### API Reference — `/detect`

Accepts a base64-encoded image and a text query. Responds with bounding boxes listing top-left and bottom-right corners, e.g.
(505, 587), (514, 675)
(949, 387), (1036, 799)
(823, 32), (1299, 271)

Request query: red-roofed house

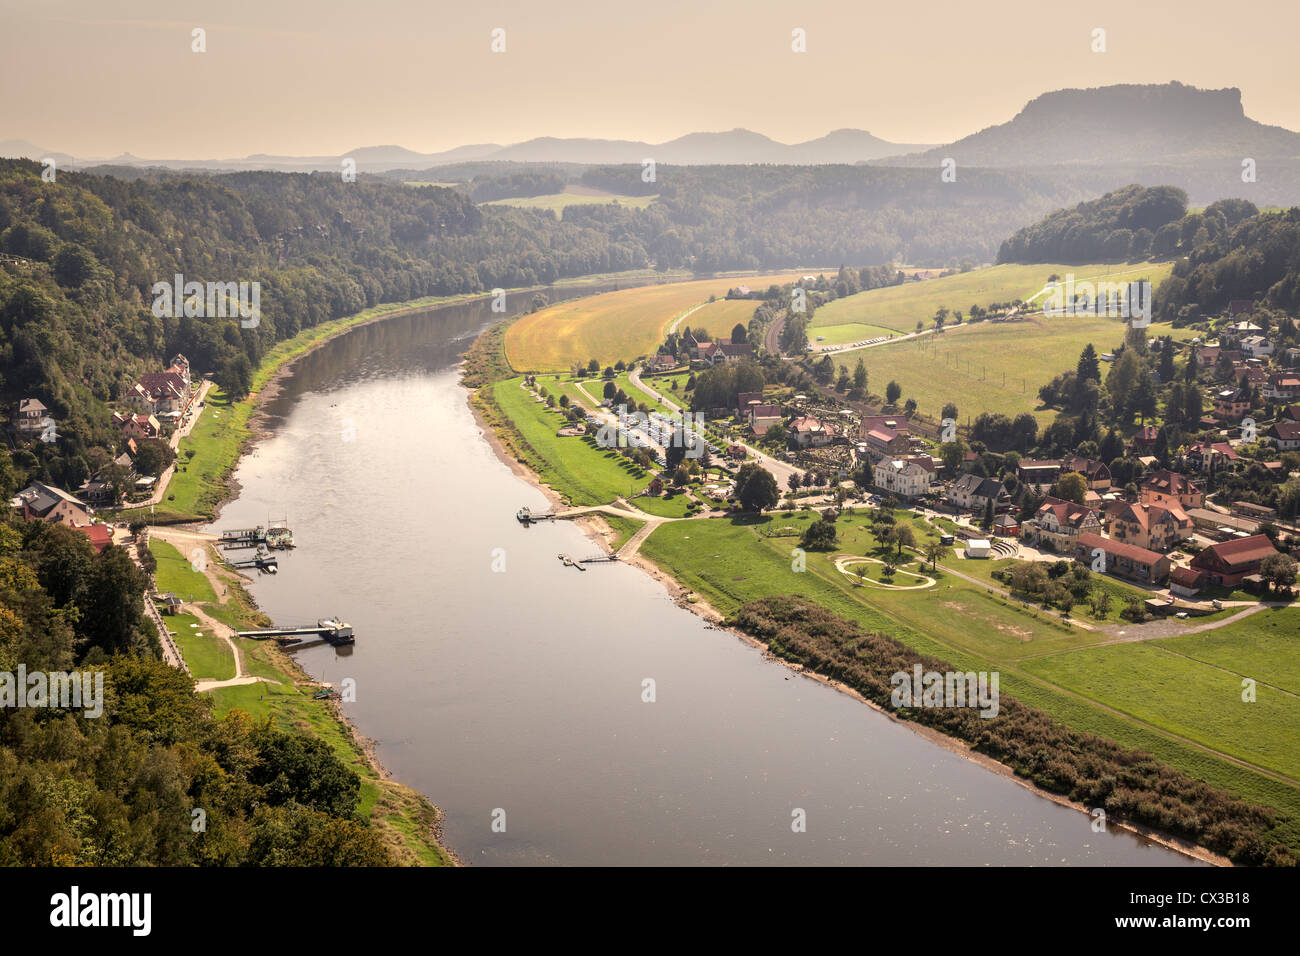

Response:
(1073, 532), (1171, 584)
(76, 524), (114, 553)
(1024, 496), (1101, 551)
(1190, 534), (1278, 586)
(1140, 469), (1204, 510)
(1169, 565), (1206, 598)
(789, 416), (831, 448)
(1264, 371), (1300, 402)
(865, 426), (909, 461)
(1266, 420), (1300, 452)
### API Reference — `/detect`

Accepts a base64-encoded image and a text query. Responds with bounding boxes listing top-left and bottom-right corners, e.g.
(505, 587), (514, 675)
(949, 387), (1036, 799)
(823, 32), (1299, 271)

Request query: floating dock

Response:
(236, 617), (355, 646)
(219, 521), (295, 550)
(517, 506), (556, 525)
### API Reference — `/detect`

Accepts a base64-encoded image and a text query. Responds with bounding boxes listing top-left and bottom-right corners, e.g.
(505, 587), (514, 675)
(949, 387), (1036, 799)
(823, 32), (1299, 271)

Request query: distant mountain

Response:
(885, 82), (1300, 167)
(0, 130), (932, 173)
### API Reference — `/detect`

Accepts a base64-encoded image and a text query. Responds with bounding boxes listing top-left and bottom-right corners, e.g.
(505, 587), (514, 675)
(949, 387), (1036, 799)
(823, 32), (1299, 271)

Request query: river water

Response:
(207, 287), (1200, 866)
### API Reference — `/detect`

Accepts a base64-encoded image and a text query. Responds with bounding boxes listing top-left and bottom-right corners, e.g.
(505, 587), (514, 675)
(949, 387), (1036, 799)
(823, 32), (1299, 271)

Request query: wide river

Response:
(209, 286), (1200, 866)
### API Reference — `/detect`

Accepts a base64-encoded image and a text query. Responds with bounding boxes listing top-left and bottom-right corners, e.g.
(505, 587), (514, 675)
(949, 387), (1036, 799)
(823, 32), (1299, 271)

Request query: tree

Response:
(787, 473), (802, 493)
(939, 439), (967, 475)
(813, 355), (835, 384)
(734, 463), (779, 512)
(216, 353), (253, 401)
(941, 402), (958, 422)
(731, 323), (747, 344)
(1076, 344), (1101, 385)
(801, 513), (839, 550)
(892, 523), (915, 558)
(922, 541), (950, 570)
(982, 498), (995, 530)
(1053, 472), (1088, 505)
(133, 439), (174, 478)
(853, 358), (867, 392)
(603, 380), (617, 399)
(885, 381), (902, 405)
(1261, 552), (1297, 593)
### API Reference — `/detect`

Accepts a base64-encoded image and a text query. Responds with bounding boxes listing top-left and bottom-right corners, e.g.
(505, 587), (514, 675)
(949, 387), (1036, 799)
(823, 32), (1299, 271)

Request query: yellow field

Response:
(840, 316), (1178, 425)
(483, 186), (659, 212)
(505, 272), (814, 372)
(679, 298), (763, 341)
(811, 262), (1174, 335)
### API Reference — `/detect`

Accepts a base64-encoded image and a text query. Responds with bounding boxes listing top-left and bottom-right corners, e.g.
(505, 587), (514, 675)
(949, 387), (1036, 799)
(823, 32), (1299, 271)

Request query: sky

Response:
(2, 0), (1298, 158)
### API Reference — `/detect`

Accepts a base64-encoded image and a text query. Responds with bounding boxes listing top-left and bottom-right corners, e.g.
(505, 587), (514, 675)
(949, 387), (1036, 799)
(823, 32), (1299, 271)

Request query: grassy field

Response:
(505, 272), (819, 372)
(600, 514), (646, 551)
(1154, 609), (1300, 696)
(492, 377), (651, 505)
(163, 611), (235, 681)
(678, 299), (760, 341)
(636, 508), (1300, 828)
(148, 538), (218, 603)
(811, 261), (1174, 335)
(483, 186), (658, 212)
(836, 314), (1180, 424)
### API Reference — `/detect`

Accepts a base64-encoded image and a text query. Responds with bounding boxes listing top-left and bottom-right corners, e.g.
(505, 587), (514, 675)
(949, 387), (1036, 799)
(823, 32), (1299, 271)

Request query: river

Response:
(207, 287), (1201, 866)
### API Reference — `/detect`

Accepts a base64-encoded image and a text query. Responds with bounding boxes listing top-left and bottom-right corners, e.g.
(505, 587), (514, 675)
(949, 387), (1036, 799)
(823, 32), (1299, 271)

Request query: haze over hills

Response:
(883, 82), (1300, 167)
(0, 129), (933, 173)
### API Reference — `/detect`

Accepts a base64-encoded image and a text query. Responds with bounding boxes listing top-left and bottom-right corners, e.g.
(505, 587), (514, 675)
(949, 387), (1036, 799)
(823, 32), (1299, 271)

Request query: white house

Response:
(873, 457), (935, 499)
(1239, 335), (1274, 359)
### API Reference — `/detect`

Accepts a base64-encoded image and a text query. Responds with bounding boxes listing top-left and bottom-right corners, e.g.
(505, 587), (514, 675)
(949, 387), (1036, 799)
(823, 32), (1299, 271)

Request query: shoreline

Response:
(464, 374), (1227, 868)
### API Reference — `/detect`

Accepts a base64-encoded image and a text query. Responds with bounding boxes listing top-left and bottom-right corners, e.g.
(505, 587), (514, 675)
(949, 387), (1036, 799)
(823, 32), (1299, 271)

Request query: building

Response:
(1169, 565), (1206, 598)
(1073, 532), (1171, 585)
(13, 398), (49, 436)
(115, 412), (161, 441)
(1018, 459), (1062, 491)
(965, 539), (991, 559)
(700, 341), (754, 365)
(1104, 500), (1194, 552)
(946, 473), (1005, 513)
(1130, 424), (1159, 452)
(75, 524), (114, 553)
(1061, 456), (1112, 491)
(864, 426), (910, 462)
(747, 404), (783, 437)
(11, 482), (92, 526)
(1190, 534), (1279, 586)
(1024, 496), (1102, 551)
(873, 457), (936, 500)
(1213, 388), (1251, 421)
(1184, 440), (1240, 471)
(1266, 420), (1300, 452)
(1239, 335), (1274, 359)
(789, 416), (831, 448)
(1263, 371), (1300, 402)
(1140, 469), (1204, 510)
(735, 391), (763, 416)
(992, 513), (1021, 536)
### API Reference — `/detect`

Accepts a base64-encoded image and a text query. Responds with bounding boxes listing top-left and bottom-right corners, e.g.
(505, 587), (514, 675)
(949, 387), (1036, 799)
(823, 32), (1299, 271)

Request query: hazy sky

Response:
(3, 0), (1298, 158)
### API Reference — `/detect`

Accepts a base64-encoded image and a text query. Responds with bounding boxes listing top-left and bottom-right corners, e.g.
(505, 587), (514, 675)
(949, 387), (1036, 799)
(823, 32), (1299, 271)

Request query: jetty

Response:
(557, 552), (620, 570)
(219, 521), (295, 550)
(236, 617), (355, 646)
(517, 506), (556, 525)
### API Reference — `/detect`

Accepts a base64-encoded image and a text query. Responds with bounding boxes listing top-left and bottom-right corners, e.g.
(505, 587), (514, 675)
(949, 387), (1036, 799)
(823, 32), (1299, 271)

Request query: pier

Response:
(236, 617), (355, 646)
(517, 506), (557, 525)
(557, 552), (621, 570)
(219, 521), (295, 550)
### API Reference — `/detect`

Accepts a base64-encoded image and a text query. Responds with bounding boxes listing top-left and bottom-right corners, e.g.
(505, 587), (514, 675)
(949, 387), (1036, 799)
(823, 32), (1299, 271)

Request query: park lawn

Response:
(633, 491), (696, 518)
(839, 558), (930, 587)
(492, 377), (650, 505)
(833, 314), (1179, 425)
(599, 514), (646, 551)
(1021, 641), (1300, 781)
(1154, 608), (1300, 696)
(809, 322), (900, 346)
(149, 539), (218, 603)
(164, 612), (235, 681)
(505, 271), (819, 372)
(811, 261), (1175, 334)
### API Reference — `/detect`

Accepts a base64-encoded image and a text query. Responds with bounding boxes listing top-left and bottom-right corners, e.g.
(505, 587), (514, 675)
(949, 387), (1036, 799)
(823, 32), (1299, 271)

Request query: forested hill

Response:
(1157, 206), (1300, 320)
(996, 184), (1264, 264)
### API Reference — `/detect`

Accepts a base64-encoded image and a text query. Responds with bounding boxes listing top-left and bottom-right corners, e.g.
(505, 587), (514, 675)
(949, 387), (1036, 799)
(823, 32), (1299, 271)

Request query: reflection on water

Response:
(207, 285), (1201, 867)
